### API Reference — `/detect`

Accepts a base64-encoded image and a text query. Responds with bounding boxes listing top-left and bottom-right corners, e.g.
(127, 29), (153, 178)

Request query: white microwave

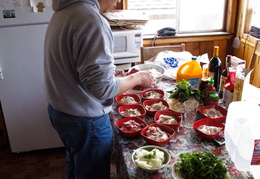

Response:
(112, 28), (143, 67)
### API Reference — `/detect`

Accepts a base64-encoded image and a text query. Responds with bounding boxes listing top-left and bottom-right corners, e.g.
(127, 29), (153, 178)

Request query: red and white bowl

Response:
(199, 105), (227, 122)
(115, 93), (141, 106)
(193, 118), (225, 140)
(141, 89), (164, 101)
(118, 104), (146, 119)
(143, 99), (169, 116)
(141, 123), (175, 146)
(115, 117), (148, 138)
(154, 109), (182, 129)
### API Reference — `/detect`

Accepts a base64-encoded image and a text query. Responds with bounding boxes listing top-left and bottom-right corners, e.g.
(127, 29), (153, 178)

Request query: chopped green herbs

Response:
(167, 80), (203, 103)
(144, 150), (156, 159)
(174, 151), (228, 179)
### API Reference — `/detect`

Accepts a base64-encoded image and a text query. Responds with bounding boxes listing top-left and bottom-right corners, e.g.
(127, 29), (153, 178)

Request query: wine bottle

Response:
(219, 55), (232, 98)
(208, 46), (222, 92)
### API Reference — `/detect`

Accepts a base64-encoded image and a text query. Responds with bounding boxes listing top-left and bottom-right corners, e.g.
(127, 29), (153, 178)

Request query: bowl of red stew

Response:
(115, 117), (148, 138)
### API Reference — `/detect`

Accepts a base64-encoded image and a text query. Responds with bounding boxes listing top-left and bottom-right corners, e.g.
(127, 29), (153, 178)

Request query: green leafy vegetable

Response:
(174, 151), (228, 179)
(167, 80), (203, 103)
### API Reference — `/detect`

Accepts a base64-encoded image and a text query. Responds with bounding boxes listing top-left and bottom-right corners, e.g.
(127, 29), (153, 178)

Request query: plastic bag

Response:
(145, 51), (192, 80)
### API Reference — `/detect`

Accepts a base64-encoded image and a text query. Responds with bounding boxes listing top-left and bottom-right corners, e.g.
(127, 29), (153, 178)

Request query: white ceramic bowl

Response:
(132, 145), (171, 172)
(129, 64), (166, 83)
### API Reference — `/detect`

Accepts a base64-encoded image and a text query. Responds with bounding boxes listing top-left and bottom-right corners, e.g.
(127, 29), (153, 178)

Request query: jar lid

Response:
(191, 56), (197, 60)
(208, 76), (214, 85)
(209, 93), (219, 99)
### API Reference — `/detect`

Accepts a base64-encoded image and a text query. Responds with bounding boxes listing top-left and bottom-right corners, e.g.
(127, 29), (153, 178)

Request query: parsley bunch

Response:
(167, 80), (203, 103)
(174, 151), (228, 179)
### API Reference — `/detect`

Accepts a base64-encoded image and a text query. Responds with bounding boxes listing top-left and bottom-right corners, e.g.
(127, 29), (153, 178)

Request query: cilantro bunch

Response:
(167, 80), (203, 103)
(174, 151), (228, 179)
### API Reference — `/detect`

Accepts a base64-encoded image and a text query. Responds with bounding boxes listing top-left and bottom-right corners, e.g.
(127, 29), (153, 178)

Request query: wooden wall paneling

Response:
(200, 41), (214, 59)
(226, 38), (235, 56)
(185, 42), (200, 56)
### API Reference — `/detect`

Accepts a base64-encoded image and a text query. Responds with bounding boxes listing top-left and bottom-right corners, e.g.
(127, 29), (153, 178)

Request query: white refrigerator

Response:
(0, 0), (63, 152)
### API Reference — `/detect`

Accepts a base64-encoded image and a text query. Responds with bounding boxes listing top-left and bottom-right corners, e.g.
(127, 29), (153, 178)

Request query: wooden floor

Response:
(0, 144), (117, 179)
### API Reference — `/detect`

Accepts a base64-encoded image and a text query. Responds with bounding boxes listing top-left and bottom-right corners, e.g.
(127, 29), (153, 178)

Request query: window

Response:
(250, 0), (260, 28)
(127, 0), (227, 35)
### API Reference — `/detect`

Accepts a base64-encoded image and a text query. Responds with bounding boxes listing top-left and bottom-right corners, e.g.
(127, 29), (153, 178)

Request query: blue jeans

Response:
(48, 104), (112, 179)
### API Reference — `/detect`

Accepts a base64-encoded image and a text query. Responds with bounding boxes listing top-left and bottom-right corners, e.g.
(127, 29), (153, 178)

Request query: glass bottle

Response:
(203, 77), (216, 105)
(208, 46), (222, 92)
(208, 93), (219, 105)
(219, 55), (232, 98)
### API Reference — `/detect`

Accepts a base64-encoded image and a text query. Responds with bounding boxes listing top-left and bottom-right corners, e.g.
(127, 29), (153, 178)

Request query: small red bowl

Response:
(115, 93), (141, 106)
(141, 89), (164, 100)
(141, 123), (175, 146)
(193, 118), (225, 140)
(199, 105), (227, 122)
(115, 117), (148, 138)
(154, 109), (182, 129)
(118, 104), (146, 119)
(143, 99), (169, 116)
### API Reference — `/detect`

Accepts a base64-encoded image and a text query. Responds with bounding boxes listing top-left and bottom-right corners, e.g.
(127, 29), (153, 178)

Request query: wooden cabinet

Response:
(234, 34), (260, 87)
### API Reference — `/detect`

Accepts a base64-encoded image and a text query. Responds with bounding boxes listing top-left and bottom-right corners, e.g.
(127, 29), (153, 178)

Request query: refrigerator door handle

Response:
(0, 67), (3, 80)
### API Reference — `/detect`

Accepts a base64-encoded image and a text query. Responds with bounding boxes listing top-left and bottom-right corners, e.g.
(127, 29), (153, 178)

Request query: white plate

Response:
(171, 165), (182, 179)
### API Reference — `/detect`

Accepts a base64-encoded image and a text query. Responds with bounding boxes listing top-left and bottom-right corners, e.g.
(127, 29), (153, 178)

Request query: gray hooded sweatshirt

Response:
(44, 0), (120, 117)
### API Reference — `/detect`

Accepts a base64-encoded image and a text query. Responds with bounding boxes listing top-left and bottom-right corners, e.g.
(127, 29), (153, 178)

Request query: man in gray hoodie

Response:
(44, 0), (156, 178)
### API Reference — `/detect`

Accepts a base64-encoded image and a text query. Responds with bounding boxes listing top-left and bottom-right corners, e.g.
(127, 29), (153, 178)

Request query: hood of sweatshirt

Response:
(52, 0), (99, 11)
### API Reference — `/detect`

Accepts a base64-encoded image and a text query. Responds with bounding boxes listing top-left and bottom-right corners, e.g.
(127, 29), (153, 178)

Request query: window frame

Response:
(118, 0), (236, 38)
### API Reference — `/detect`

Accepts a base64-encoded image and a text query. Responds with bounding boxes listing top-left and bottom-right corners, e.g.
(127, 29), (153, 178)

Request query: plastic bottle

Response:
(203, 77), (216, 105)
(225, 101), (260, 179)
(176, 57), (202, 89)
(208, 46), (222, 92)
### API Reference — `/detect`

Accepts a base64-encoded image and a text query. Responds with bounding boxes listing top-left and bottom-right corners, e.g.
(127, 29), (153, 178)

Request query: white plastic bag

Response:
(145, 51), (192, 80)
